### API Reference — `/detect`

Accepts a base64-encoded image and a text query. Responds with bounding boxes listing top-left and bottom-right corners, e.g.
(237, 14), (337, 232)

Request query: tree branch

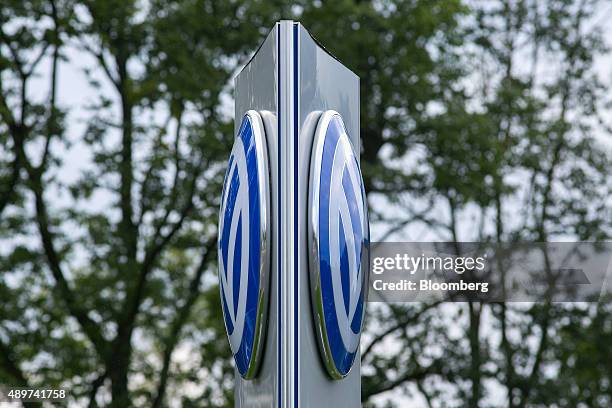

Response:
(362, 301), (442, 362)
(23, 43), (51, 78)
(376, 200), (437, 241)
(112, 158), (203, 371)
(0, 152), (20, 217)
(137, 113), (173, 226)
(141, 172), (198, 277)
(30, 179), (109, 357)
(362, 363), (441, 401)
(0, 339), (29, 387)
(39, 0), (60, 171)
(151, 238), (216, 408)
(416, 379), (434, 408)
(87, 370), (106, 408)
(145, 110), (186, 241)
(0, 28), (25, 79)
(6, 68), (108, 361)
(0, 340), (39, 408)
(0, 82), (16, 127)
(80, 41), (120, 89)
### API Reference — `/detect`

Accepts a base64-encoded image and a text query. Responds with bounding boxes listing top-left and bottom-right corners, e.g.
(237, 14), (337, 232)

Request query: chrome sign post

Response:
(222, 21), (366, 407)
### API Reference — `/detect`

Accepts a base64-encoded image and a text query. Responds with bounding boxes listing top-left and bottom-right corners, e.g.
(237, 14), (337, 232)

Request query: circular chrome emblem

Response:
(218, 111), (270, 379)
(309, 111), (369, 379)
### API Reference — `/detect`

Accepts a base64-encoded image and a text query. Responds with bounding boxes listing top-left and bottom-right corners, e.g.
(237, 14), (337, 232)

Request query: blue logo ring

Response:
(308, 111), (370, 379)
(218, 110), (270, 379)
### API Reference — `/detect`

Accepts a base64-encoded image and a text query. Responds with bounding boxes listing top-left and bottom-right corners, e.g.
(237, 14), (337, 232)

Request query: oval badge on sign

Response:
(218, 111), (270, 379)
(308, 111), (370, 379)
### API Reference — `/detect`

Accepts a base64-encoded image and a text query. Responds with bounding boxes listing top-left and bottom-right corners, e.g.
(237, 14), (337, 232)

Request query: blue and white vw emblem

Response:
(218, 111), (270, 379)
(309, 111), (370, 379)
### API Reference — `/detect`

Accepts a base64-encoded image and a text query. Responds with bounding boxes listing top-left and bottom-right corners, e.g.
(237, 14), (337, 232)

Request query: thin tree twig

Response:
(152, 238), (216, 408)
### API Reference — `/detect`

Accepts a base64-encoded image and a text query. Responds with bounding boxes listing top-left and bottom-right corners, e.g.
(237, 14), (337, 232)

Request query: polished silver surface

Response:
(218, 110), (271, 379)
(278, 21), (296, 407)
(234, 27), (278, 407)
(297, 24), (362, 407)
(307, 110), (338, 379)
(233, 21), (362, 407)
(248, 110), (271, 379)
(307, 110), (367, 380)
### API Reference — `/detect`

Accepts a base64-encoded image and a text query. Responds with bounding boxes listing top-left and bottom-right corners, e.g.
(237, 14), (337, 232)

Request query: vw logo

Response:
(218, 111), (270, 379)
(309, 111), (370, 379)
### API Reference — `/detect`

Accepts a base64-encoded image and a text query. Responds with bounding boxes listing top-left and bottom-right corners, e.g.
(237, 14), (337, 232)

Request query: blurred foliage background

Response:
(0, 0), (611, 407)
